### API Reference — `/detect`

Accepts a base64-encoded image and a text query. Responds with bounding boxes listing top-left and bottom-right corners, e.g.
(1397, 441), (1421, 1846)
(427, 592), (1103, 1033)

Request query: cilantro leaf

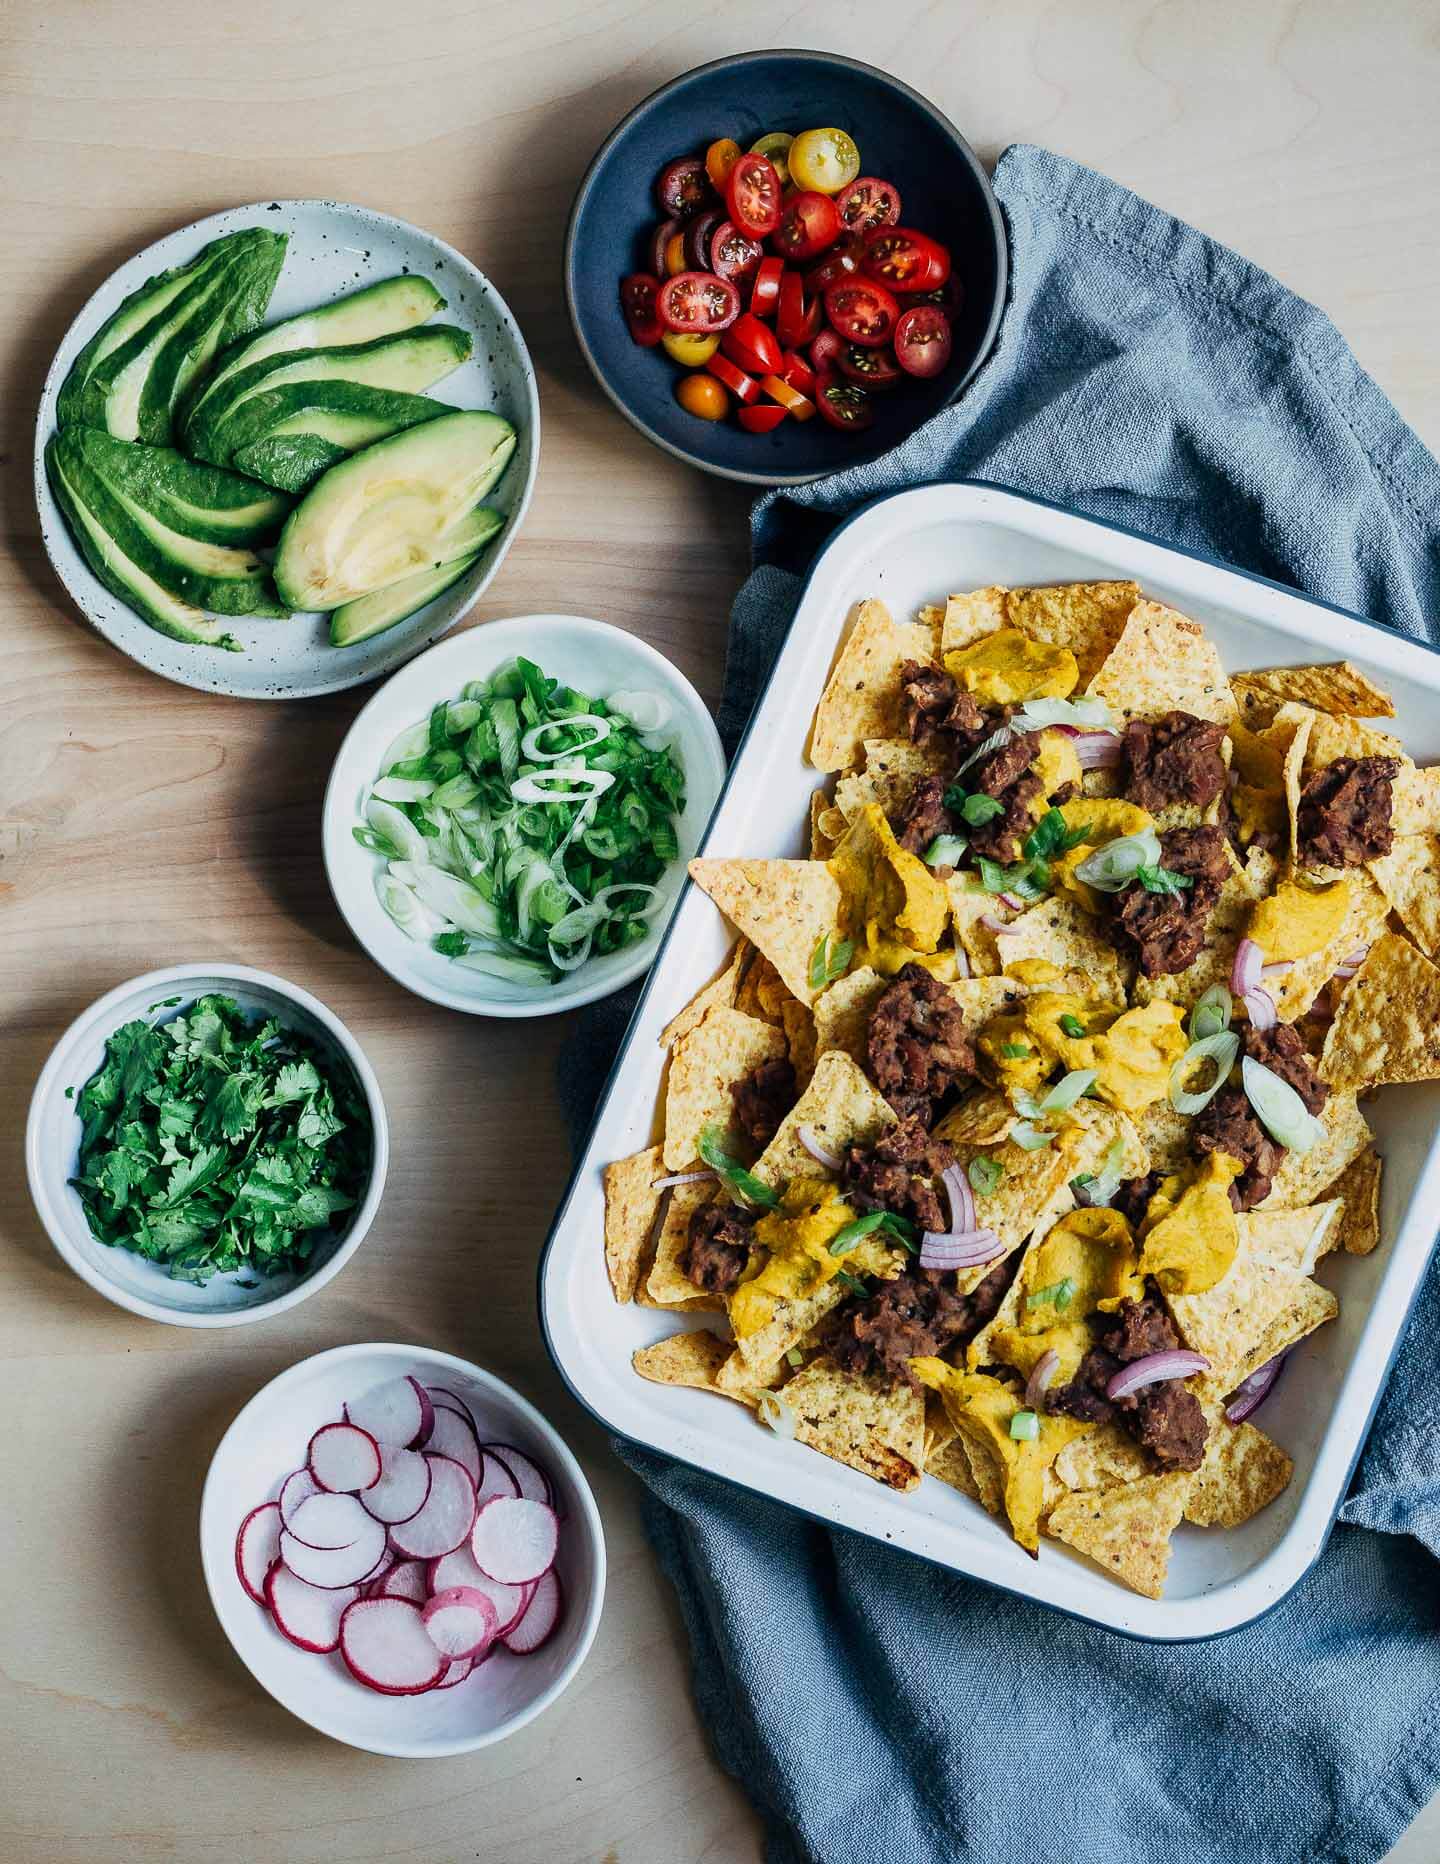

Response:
(1136, 863), (1193, 895)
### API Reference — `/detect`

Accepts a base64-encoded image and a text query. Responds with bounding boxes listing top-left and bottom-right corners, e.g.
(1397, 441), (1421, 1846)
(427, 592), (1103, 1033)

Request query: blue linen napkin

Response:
(560, 143), (1440, 1864)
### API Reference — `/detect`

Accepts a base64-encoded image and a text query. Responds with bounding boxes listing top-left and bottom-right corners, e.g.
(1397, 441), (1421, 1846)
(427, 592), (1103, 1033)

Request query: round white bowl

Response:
(322, 614), (726, 1018)
(200, 1343), (605, 1756)
(26, 963), (388, 1327)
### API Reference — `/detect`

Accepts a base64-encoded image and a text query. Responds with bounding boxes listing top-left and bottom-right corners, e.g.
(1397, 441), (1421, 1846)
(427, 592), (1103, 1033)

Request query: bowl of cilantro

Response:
(26, 964), (388, 1326)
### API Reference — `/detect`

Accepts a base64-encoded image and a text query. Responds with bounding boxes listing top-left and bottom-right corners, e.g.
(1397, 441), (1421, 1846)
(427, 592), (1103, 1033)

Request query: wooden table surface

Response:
(4, 3), (1439, 1859)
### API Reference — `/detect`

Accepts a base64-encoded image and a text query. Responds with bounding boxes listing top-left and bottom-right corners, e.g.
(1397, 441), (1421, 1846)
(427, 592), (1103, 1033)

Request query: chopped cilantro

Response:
(1136, 863), (1193, 895)
(698, 1127), (780, 1209)
(808, 933), (854, 992)
(1023, 808), (1089, 864)
(431, 930), (469, 957)
(968, 1155), (1004, 1197)
(1025, 1276), (1077, 1312)
(1058, 1013), (1087, 1040)
(1001, 1041), (1033, 1060)
(830, 1208), (917, 1256)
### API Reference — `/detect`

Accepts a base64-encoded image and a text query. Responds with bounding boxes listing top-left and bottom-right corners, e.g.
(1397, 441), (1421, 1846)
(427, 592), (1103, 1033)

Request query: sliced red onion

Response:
(1231, 936), (1263, 998)
(1025, 1348), (1060, 1413)
(651, 1170), (719, 1191)
(1105, 1349), (1211, 1402)
(1072, 731), (1123, 770)
(1333, 944), (1372, 981)
(798, 1125), (842, 1172)
(1225, 1353), (1286, 1424)
(953, 945), (971, 979)
(941, 1163), (976, 1235)
(918, 1228), (1004, 1271)
(999, 891), (1028, 912)
(980, 914), (1019, 936)
(1242, 983), (1278, 1032)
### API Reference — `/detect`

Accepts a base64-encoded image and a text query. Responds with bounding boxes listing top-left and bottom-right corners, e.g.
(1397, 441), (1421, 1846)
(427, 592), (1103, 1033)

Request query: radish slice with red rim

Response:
(483, 1443), (553, 1507)
(421, 1586), (499, 1660)
(376, 1558), (429, 1604)
(475, 1450), (520, 1506)
(387, 1453), (477, 1560)
(361, 1548), (396, 1596)
(286, 1492), (370, 1550)
(345, 1375), (433, 1451)
(435, 1654), (475, 1688)
(359, 1445), (432, 1526)
(280, 1512), (385, 1589)
(503, 1568), (564, 1655)
(339, 1597), (446, 1695)
(265, 1562), (360, 1653)
(470, 1496), (559, 1586)
(308, 1422), (382, 1494)
(425, 1385), (474, 1421)
(424, 1406), (482, 1488)
(278, 1467), (321, 1530)
(235, 1503), (282, 1606)
(428, 1546), (531, 1636)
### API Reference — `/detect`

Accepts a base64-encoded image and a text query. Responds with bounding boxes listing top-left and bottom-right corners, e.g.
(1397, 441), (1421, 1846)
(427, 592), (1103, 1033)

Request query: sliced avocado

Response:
(228, 390), (456, 492)
(330, 527), (500, 647)
(274, 411), (516, 611)
(138, 236), (287, 441)
(65, 426), (290, 546)
(45, 436), (240, 650)
(182, 274), (444, 436)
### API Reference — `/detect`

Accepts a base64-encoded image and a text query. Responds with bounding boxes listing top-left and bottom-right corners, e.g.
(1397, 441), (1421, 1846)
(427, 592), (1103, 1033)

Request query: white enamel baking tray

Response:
(540, 481), (1440, 1639)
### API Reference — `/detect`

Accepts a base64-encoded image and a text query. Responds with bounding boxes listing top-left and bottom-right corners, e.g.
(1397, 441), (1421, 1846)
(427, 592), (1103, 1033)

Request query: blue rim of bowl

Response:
(563, 48), (1009, 487)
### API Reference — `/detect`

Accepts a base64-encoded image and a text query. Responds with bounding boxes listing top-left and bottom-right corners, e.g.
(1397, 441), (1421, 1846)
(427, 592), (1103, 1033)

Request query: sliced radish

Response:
(359, 1445), (432, 1526)
(424, 1405), (482, 1487)
(484, 1442), (553, 1506)
(278, 1467), (321, 1529)
(280, 1512), (385, 1589)
(345, 1375), (433, 1451)
(426, 1384), (474, 1420)
(421, 1586), (499, 1660)
(428, 1546), (531, 1636)
(235, 1503), (282, 1606)
(361, 1548), (397, 1596)
(388, 1453), (476, 1560)
(286, 1491), (369, 1550)
(470, 1496), (558, 1586)
(503, 1568), (564, 1654)
(308, 1422), (382, 1494)
(265, 1561), (360, 1653)
(339, 1597), (445, 1695)
(475, 1450), (520, 1507)
(377, 1558), (429, 1603)
(435, 1654), (475, 1688)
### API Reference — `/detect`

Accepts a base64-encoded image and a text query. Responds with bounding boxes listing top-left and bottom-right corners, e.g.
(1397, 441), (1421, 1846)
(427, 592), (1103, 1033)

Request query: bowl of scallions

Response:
(322, 616), (726, 1017)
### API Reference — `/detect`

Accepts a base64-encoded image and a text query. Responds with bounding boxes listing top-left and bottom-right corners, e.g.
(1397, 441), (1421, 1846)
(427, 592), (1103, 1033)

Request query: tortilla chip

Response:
(1325, 1147), (1382, 1256)
(1184, 1418), (1293, 1528)
(781, 998), (818, 1090)
(809, 599), (937, 773)
(1369, 834), (1440, 957)
(782, 1355), (925, 1492)
(926, 1433), (986, 1505)
(1166, 1217), (1338, 1394)
(1280, 705), (1316, 870)
(632, 1329), (753, 1403)
(947, 881), (1013, 975)
(809, 789), (838, 861)
(662, 1006), (787, 1170)
(1240, 1200), (1343, 1276)
(1051, 1424), (1151, 1495)
(715, 1282), (846, 1393)
(957, 1434), (1006, 1515)
(1393, 765), (1440, 835)
(945, 1124), (1078, 1290)
(734, 951), (787, 1025)
(1320, 932), (1440, 1088)
(916, 602), (945, 629)
(1086, 600), (1235, 725)
(832, 738), (950, 829)
(645, 1181), (725, 1311)
(753, 1048), (897, 1189)
(813, 966), (888, 1064)
(688, 858), (843, 1005)
(933, 1089), (1017, 1150)
(1270, 871), (1392, 1022)
(1231, 661), (1396, 729)
(1046, 1472), (1193, 1599)
(1136, 844), (1267, 1016)
(941, 581), (1139, 685)
(1261, 1092), (1372, 1209)
(603, 1145), (665, 1303)
(1130, 1096), (1193, 1173)
(1229, 719), (1287, 791)
(988, 894), (1130, 1001)
(658, 942), (748, 1050)
(940, 586), (1009, 655)
(1303, 710), (1406, 773)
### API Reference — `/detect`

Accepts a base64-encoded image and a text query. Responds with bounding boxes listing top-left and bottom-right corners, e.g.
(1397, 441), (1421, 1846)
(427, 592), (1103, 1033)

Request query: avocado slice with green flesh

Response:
(54, 429), (287, 618)
(274, 411), (516, 611)
(138, 237), (287, 441)
(228, 391), (457, 493)
(46, 436), (241, 650)
(182, 275), (444, 437)
(185, 326), (472, 464)
(65, 426), (290, 546)
(330, 539), (495, 647)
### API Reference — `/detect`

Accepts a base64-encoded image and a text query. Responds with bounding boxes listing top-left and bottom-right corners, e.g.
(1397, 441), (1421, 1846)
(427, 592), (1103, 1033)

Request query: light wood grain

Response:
(3, 4), (1439, 1860)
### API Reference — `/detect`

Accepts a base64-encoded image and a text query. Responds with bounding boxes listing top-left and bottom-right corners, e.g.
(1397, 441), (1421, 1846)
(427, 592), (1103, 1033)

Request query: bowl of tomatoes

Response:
(565, 50), (1006, 486)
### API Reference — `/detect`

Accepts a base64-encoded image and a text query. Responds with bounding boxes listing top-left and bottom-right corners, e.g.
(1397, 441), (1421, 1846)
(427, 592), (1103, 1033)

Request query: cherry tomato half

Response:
(705, 138), (742, 191)
(725, 152), (784, 237)
(722, 311), (783, 377)
(748, 132), (794, 186)
(836, 176), (902, 233)
(661, 330), (719, 367)
(824, 278), (901, 347)
(749, 255), (785, 317)
(710, 221), (762, 286)
(620, 273), (663, 347)
(893, 304), (953, 378)
(773, 190), (841, 262)
(738, 402), (787, 434)
(759, 374), (816, 422)
(676, 372), (729, 420)
(648, 217), (682, 278)
(779, 350), (817, 397)
(804, 234), (865, 293)
(655, 155), (710, 219)
(809, 327), (845, 372)
(862, 226), (951, 293)
(663, 231), (687, 277)
(776, 270), (822, 349)
(787, 127), (861, 195)
(657, 270), (741, 334)
(706, 353), (761, 404)
(683, 209), (724, 272)
(837, 343), (903, 390)
(814, 373), (874, 432)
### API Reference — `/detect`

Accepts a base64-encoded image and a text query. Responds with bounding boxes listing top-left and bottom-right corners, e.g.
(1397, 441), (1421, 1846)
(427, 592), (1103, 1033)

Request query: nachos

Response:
(603, 584), (1440, 1599)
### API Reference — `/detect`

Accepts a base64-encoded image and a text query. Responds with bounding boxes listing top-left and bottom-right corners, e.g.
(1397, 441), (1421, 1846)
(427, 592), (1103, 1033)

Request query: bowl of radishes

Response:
(201, 1343), (604, 1756)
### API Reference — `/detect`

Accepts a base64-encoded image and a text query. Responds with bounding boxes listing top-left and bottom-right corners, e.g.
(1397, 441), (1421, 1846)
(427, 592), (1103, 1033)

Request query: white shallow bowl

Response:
(322, 614), (727, 1018)
(26, 963), (388, 1327)
(200, 1343), (605, 1756)
(34, 198), (540, 699)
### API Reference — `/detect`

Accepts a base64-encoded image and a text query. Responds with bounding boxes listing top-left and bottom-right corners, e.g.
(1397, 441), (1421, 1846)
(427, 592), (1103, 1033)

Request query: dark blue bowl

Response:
(565, 49), (1007, 486)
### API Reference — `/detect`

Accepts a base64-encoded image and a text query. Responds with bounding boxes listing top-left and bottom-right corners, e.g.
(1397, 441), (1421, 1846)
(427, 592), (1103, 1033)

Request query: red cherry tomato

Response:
(722, 311), (783, 377)
(836, 176), (902, 233)
(648, 217), (682, 278)
(809, 327), (845, 372)
(656, 270), (741, 334)
(779, 350), (817, 397)
(749, 255), (784, 316)
(814, 372), (875, 432)
(914, 275), (964, 316)
(710, 221), (762, 285)
(893, 304), (953, 378)
(738, 403), (787, 434)
(837, 343), (903, 390)
(619, 274), (664, 347)
(862, 227), (951, 293)
(655, 155), (710, 219)
(824, 279), (900, 348)
(706, 353), (761, 404)
(725, 152), (784, 237)
(776, 271), (822, 349)
(773, 190), (842, 262)
(804, 235), (865, 293)
(683, 209), (725, 272)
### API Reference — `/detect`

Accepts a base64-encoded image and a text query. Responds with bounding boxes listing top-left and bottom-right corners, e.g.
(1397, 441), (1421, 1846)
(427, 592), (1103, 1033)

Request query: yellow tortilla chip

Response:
(926, 1433), (986, 1505)
(1051, 1424), (1151, 1495)
(688, 857), (843, 1006)
(1393, 765), (1440, 835)
(632, 1329), (755, 1404)
(1320, 932), (1440, 1088)
(781, 1355), (925, 1492)
(1166, 1217), (1338, 1394)
(1240, 1201), (1343, 1276)
(1229, 719), (1286, 790)
(658, 942), (748, 1050)
(812, 966), (887, 1064)
(603, 1145), (664, 1304)
(940, 586), (1009, 654)
(1281, 705), (1316, 872)
(1269, 871), (1391, 1023)
(1136, 843), (1266, 1016)
(1046, 1472), (1193, 1599)
(933, 1089), (1017, 1151)
(1184, 1413), (1293, 1528)
(809, 599), (937, 773)
(1261, 1092), (1372, 1209)
(734, 951), (787, 1025)
(832, 738), (950, 830)
(1325, 1147), (1382, 1256)
(957, 1434), (1006, 1516)
(809, 789), (838, 861)
(946, 880), (1014, 975)
(715, 1281), (846, 1392)
(645, 1181), (725, 1311)
(662, 1006), (787, 1171)
(941, 581), (1139, 685)
(1130, 1096), (1192, 1173)
(1303, 710), (1406, 773)
(1231, 661), (1396, 729)
(988, 893), (1130, 1002)
(753, 1048), (897, 1189)
(1369, 834), (1440, 957)
(1086, 599), (1235, 725)
(781, 998), (818, 1090)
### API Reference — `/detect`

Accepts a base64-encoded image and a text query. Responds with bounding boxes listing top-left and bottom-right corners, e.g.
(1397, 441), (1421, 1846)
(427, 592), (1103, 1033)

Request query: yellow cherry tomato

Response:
(706, 137), (742, 190)
(749, 131), (794, 186)
(676, 372), (729, 421)
(788, 127), (861, 195)
(662, 331), (720, 367)
(663, 231), (687, 276)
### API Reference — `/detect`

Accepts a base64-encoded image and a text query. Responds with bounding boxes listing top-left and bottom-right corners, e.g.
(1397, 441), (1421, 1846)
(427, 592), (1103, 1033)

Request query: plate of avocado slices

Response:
(34, 200), (539, 699)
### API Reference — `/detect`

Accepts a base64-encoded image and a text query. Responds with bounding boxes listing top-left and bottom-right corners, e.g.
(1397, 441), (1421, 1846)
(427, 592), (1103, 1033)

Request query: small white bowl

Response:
(322, 614), (726, 1017)
(200, 1343), (606, 1756)
(26, 964), (388, 1327)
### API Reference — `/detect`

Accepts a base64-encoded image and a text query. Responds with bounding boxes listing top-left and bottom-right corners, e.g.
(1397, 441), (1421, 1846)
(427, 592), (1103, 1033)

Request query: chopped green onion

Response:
(1026, 1276), (1076, 1312)
(923, 834), (968, 868)
(1169, 1031), (1241, 1116)
(1024, 808), (1089, 863)
(1013, 696), (1116, 733)
(956, 723), (1015, 776)
(1073, 827), (1163, 892)
(968, 1156), (1004, 1197)
(1059, 1013), (1087, 1040)
(808, 933), (854, 991)
(698, 1127), (780, 1208)
(960, 792), (1006, 827)
(835, 1268), (869, 1297)
(1009, 1409), (1041, 1442)
(1039, 1068), (1098, 1114)
(431, 931), (469, 957)
(1011, 1121), (1056, 1150)
(1189, 984), (1234, 1043)
(786, 1347), (804, 1368)
(1241, 1056), (1324, 1154)
(755, 1391), (796, 1439)
(1001, 1042), (1033, 1060)
(1136, 863), (1193, 895)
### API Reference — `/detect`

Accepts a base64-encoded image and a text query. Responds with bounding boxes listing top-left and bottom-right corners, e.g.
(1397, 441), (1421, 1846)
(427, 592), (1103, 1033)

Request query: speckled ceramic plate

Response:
(34, 200), (539, 700)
